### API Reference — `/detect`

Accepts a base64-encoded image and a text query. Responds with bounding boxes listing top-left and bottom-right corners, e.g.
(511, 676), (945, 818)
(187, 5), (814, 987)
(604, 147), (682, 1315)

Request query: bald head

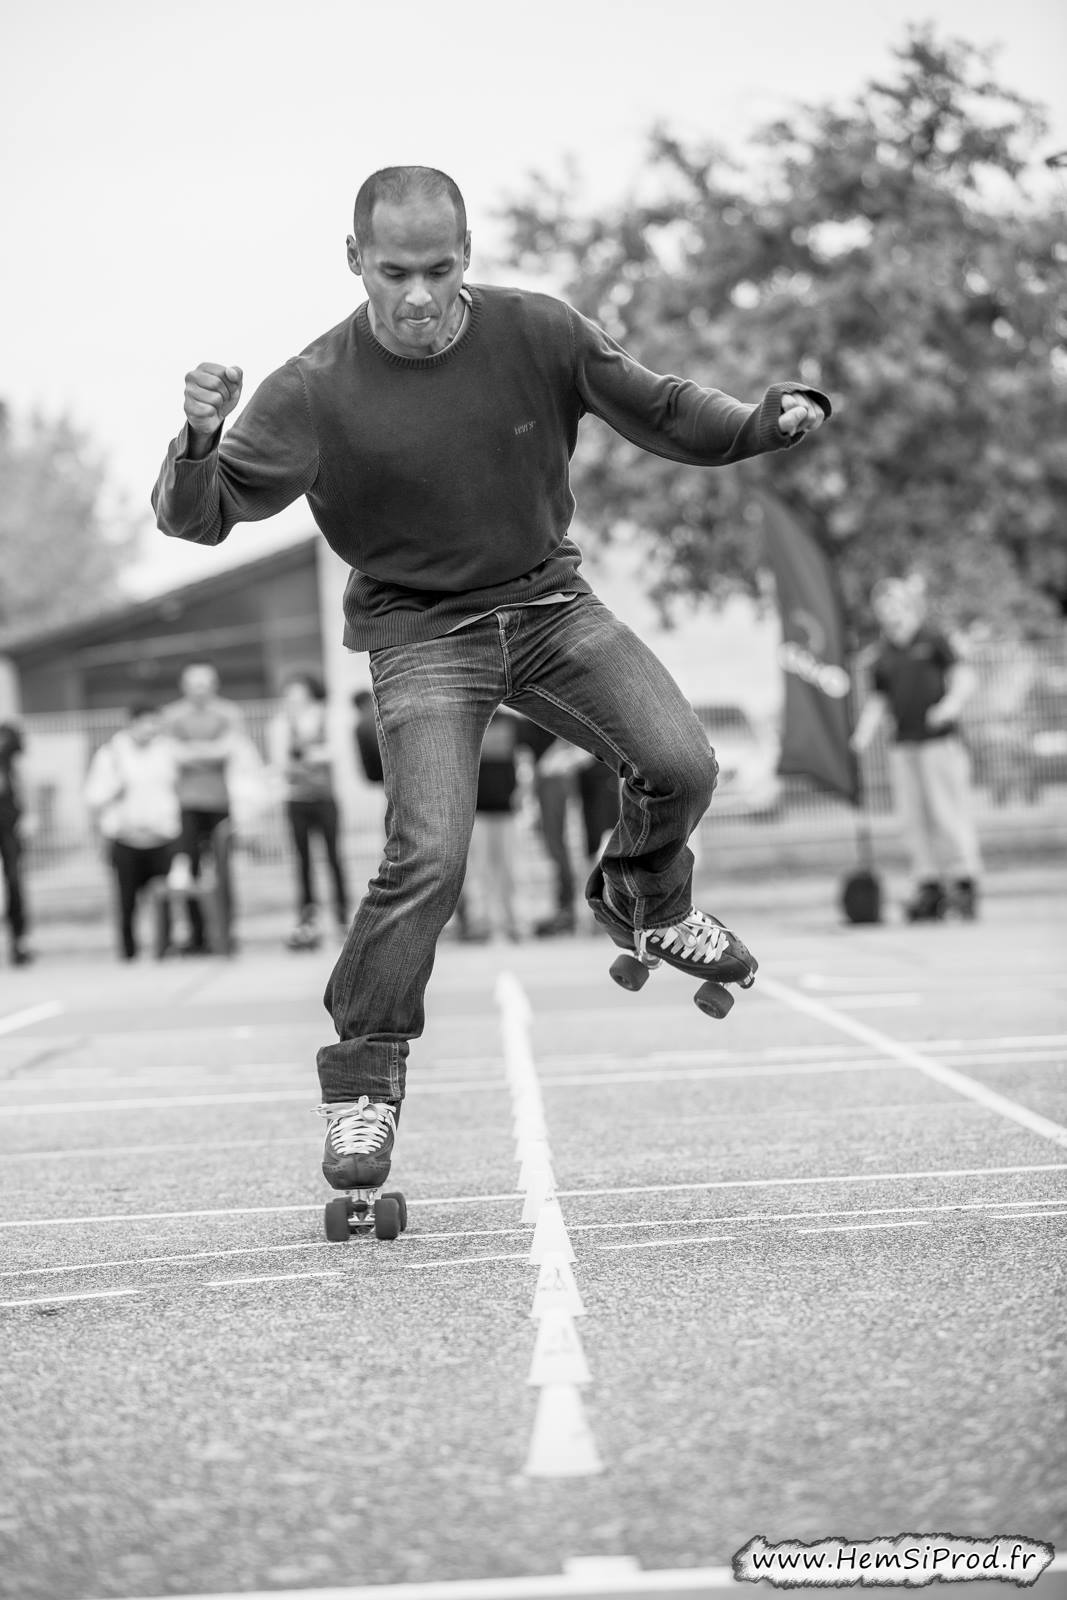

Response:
(353, 166), (466, 249)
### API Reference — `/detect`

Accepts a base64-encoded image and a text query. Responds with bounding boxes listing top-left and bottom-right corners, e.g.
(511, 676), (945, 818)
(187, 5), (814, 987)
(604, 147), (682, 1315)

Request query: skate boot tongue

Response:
(318, 1097), (399, 1190)
(639, 908), (757, 983)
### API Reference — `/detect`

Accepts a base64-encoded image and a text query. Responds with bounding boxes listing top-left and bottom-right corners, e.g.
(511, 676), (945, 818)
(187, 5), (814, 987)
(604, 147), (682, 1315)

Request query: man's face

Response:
(130, 712), (161, 746)
(181, 666), (217, 706)
(347, 196), (470, 357)
(874, 584), (924, 646)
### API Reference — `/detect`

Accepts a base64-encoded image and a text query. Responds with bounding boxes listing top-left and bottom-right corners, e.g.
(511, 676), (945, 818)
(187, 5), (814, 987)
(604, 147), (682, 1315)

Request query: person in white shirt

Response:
(85, 702), (182, 960)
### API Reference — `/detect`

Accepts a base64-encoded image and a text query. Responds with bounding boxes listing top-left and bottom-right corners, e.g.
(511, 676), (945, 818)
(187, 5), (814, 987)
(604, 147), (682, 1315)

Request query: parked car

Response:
(696, 703), (782, 820)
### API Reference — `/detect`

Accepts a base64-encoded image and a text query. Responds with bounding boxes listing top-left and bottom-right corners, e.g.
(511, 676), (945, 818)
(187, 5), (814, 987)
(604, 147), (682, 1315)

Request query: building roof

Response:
(0, 535), (319, 660)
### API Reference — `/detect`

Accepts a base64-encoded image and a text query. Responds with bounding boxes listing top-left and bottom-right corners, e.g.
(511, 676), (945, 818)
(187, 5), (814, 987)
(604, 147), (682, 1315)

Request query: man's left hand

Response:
(778, 393), (825, 439)
(925, 701), (956, 729)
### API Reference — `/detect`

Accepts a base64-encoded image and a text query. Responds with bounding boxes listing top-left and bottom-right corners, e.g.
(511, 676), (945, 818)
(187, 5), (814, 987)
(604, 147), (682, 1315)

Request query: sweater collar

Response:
(356, 286), (481, 369)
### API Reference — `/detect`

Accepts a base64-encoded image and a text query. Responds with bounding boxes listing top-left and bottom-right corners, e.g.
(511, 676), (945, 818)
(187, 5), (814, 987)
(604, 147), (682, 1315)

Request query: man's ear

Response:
(346, 235), (363, 278)
(463, 231), (472, 271)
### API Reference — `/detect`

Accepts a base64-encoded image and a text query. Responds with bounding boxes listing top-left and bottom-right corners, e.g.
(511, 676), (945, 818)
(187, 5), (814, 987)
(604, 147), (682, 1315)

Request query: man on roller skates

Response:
(152, 165), (829, 1215)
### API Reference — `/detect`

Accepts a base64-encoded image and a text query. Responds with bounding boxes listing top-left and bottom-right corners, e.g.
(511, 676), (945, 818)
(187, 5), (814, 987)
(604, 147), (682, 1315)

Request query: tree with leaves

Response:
(0, 403), (140, 634)
(495, 28), (1067, 639)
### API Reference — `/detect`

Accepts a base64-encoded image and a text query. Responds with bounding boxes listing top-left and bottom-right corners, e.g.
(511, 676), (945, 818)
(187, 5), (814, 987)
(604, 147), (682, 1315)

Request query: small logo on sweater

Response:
(514, 420), (537, 435)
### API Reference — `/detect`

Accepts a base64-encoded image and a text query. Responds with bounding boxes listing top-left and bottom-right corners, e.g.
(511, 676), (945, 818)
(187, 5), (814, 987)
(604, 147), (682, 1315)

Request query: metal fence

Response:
(14, 635), (1067, 875)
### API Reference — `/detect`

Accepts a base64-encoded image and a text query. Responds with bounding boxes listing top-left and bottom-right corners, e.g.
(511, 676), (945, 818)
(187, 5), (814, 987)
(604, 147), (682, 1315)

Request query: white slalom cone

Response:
(521, 1167), (555, 1225)
(529, 1196), (575, 1264)
(528, 1308), (591, 1386)
(517, 1137), (554, 1191)
(531, 1252), (585, 1319)
(524, 1383), (603, 1477)
(512, 1087), (545, 1132)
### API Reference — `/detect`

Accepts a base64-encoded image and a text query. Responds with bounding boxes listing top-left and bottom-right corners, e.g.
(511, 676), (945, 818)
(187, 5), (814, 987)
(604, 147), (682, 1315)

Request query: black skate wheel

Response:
(694, 981), (734, 1019)
(383, 1191), (408, 1232)
(373, 1196), (402, 1241)
(324, 1198), (353, 1243)
(610, 953), (650, 992)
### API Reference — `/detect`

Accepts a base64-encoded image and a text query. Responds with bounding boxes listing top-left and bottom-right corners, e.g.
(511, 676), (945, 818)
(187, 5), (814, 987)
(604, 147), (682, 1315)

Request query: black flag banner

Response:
(758, 493), (859, 805)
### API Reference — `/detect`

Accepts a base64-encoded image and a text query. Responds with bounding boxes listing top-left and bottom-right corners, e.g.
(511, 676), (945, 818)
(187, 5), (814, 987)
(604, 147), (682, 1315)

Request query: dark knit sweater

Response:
(152, 284), (830, 651)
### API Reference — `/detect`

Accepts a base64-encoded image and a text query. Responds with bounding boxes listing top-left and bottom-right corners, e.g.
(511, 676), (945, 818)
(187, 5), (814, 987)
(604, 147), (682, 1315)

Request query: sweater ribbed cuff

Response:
(756, 382), (832, 451)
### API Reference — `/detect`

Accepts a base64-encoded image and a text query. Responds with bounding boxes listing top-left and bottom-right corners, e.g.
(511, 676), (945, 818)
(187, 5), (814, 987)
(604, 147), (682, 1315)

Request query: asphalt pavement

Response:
(0, 867), (1065, 1600)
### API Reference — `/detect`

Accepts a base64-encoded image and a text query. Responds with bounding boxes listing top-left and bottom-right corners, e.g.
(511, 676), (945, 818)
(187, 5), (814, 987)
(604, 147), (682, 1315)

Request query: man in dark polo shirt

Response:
(851, 575), (981, 920)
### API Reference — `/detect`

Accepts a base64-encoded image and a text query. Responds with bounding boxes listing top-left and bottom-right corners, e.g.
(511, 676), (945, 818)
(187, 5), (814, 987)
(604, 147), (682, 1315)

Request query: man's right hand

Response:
(184, 363), (244, 440)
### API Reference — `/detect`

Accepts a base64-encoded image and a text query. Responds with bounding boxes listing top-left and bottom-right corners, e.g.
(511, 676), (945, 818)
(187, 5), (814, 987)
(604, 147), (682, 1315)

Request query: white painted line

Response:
(8, 1198), (1064, 1282)
(554, 1162), (1067, 1200)
(0, 1287), (142, 1309)
(0, 1088), (312, 1115)
(497, 970), (600, 1481)
(4, 1165), (1066, 1234)
(404, 1252), (531, 1271)
(0, 1201), (322, 1229)
(0, 1076), (507, 1116)
(991, 1210), (1067, 1222)
(110, 1564), (754, 1598)
(762, 976), (1067, 1151)
(0, 1194), (522, 1230)
(0, 1240), (333, 1278)
(0, 1000), (63, 1036)
(206, 1271), (340, 1287)
(828, 994), (921, 1008)
(597, 1235), (734, 1253)
(793, 1220), (932, 1235)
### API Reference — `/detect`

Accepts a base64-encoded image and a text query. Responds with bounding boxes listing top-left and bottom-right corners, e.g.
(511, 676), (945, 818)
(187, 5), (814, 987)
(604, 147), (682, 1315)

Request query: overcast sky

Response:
(3, 0), (1065, 594)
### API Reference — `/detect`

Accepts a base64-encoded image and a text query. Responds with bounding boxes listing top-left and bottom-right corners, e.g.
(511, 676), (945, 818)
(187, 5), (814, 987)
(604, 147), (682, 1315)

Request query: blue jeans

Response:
(317, 595), (718, 1101)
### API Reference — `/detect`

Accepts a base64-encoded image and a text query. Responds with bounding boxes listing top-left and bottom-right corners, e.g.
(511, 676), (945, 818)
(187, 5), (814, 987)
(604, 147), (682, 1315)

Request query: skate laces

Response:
(317, 1096), (396, 1156)
(640, 908), (730, 965)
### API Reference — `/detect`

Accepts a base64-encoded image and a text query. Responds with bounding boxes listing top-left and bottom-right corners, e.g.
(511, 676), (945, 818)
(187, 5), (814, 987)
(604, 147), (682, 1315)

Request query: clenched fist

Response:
(778, 391), (824, 439)
(184, 362), (244, 436)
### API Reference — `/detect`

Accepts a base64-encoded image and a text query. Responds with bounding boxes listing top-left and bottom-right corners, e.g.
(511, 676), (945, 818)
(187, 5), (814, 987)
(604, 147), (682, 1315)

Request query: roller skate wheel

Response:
(324, 1197), (353, 1243)
(383, 1190), (408, 1232)
(610, 953), (651, 992)
(694, 981), (734, 1019)
(373, 1196), (402, 1241)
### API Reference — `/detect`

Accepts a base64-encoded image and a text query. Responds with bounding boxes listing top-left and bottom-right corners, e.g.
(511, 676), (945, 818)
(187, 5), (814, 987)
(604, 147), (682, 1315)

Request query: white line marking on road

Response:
(793, 1219), (932, 1235)
(111, 1553), (1059, 1598)
(497, 970), (601, 1479)
(129, 1553), (1067, 1600)
(0, 1001), (64, 1036)
(102, 1561), (746, 1599)
(554, 1163), (1067, 1200)
(6, 1197), (1065, 1281)
(404, 1253), (531, 1271)
(205, 1271), (340, 1287)
(4, 1165), (1066, 1232)
(596, 1235), (734, 1253)
(0, 1077), (506, 1116)
(991, 1209), (1067, 1222)
(0, 1195), (521, 1229)
(0, 1287), (142, 1309)
(762, 975), (1067, 1150)
(0, 1241), (333, 1277)
(826, 994), (921, 1008)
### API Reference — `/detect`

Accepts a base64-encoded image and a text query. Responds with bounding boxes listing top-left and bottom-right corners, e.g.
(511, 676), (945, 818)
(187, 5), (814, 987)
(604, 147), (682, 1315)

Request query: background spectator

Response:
(270, 674), (350, 950)
(84, 703), (182, 960)
(161, 662), (244, 954)
(459, 710), (524, 943)
(851, 574), (981, 921)
(0, 720), (32, 966)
